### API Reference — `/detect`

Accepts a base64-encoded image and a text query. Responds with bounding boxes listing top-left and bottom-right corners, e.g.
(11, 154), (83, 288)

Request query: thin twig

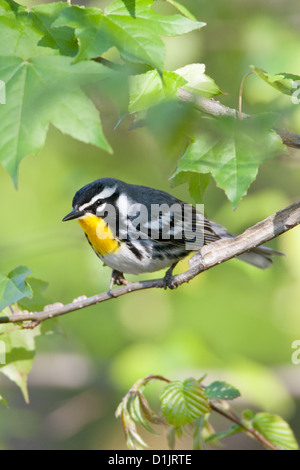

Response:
(209, 402), (277, 450)
(133, 375), (277, 450)
(0, 200), (300, 325)
(91, 56), (300, 150)
(238, 71), (254, 119)
(177, 88), (300, 149)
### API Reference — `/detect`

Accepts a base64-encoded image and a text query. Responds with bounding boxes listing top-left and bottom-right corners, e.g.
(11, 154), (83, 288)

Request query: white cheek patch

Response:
(78, 185), (117, 211)
(96, 202), (107, 217)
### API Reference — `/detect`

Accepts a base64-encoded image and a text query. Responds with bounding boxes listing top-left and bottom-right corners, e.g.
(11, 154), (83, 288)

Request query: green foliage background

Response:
(0, 0), (300, 449)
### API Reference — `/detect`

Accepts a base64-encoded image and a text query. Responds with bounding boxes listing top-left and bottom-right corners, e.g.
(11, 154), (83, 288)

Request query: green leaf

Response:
(0, 0), (18, 16)
(129, 69), (186, 113)
(116, 397), (149, 450)
(204, 381), (240, 400)
(54, 0), (205, 70)
(164, 0), (197, 21)
(170, 114), (285, 206)
(192, 416), (205, 450)
(0, 394), (8, 407)
(167, 426), (176, 450)
(0, 55), (112, 181)
(252, 412), (299, 450)
(0, 266), (32, 312)
(0, 321), (57, 403)
(170, 171), (210, 203)
(31, 2), (78, 57)
(250, 65), (300, 96)
(0, 0), (54, 59)
(128, 392), (157, 434)
(160, 377), (210, 427)
(17, 278), (49, 312)
(175, 63), (223, 98)
(1, 0), (27, 14)
(145, 99), (196, 152)
(242, 409), (255, 420)
(204, 424), (242, 444)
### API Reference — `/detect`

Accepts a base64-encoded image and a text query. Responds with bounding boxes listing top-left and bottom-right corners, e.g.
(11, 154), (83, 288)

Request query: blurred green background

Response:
(0, 0), (300, 450)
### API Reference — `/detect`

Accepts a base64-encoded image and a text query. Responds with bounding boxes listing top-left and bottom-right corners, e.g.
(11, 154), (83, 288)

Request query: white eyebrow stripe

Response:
(78, 185), (117, 211)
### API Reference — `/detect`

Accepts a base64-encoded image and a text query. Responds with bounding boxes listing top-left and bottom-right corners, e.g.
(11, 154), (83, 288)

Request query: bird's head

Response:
(62, 178), (119, 222)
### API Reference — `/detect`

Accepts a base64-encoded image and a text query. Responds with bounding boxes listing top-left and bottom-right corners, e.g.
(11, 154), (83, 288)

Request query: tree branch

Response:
(177, 88), (300, 149)
(91, 56), (300, 150)
(0, 200), (300, 325)
(208, 402), (277, 450)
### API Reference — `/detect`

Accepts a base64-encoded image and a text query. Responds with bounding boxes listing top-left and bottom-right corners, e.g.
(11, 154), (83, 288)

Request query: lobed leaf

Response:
(171, 114), (285, 207)
(0, 0), (54, 59)
(0, 266), (32, 312)
(170, 171), (210, 203)
(31, 2), (78, 57)
(0, 319), (57, 403)
(0, 55), (112, 182)
(164, 0), (198, 21)
(54, 0), (205, 70)
(17, 278), (49, 312)
(129, 69), (186, 113)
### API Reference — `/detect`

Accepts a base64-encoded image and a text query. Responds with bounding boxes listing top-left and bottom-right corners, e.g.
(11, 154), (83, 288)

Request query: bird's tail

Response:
(237, 245), (284, 269)
(209, 220), (284, 269)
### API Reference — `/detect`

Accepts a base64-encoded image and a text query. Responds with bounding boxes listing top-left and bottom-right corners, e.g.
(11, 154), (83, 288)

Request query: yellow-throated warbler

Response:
(63, 178), (282, 290)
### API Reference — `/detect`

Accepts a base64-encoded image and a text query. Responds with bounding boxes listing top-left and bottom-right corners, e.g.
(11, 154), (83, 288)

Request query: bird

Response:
(62, 178), (283, 291)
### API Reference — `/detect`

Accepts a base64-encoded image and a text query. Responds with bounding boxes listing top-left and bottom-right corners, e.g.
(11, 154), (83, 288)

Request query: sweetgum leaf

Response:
(171, 114), (285, 206)
(0, 55), (112, 182)
(129, 69), (186, 113)
(31, 2), (78, 56)
(54, 0), (205, 70)
(0, 0), (54, 59)
(0, 266), (32, 312)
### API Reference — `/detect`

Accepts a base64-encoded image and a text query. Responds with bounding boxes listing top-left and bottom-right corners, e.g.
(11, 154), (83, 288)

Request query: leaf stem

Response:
(142, 376), (278, 449)
(209, 402), (277, 450)
(238, 72), (254, 119)
(118, 375), (279, 450)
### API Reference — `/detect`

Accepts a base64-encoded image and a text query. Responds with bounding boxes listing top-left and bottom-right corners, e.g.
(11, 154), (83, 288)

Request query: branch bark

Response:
(92, 57), (300, 150)
(1, 200), (300, 325)
(177, 88), (300, 149)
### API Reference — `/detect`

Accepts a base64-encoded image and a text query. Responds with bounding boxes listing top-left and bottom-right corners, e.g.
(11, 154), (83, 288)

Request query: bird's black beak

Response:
(62, 209), (84, 222)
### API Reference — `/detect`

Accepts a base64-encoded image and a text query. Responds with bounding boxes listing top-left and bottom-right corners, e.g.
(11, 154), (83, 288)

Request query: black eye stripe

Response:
(92, 200), (104, 213)
(81, 191), (119, 214)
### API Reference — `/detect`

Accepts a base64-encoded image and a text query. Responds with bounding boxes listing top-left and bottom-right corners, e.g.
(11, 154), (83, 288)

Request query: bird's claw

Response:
(109, 270), (128, 294)
(163, 264), (178, 290)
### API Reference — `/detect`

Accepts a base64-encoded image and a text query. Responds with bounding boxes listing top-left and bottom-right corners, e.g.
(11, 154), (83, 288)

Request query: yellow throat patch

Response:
(78, 215), (120, 256)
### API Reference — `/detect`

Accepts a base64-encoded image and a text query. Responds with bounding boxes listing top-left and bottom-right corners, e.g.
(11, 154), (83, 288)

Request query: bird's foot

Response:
(109, 270), (128, 293)
(163, 263), (178, 290)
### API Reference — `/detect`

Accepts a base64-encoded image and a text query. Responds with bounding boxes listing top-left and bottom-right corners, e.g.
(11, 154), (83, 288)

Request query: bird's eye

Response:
(96, 199), (103, 206)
